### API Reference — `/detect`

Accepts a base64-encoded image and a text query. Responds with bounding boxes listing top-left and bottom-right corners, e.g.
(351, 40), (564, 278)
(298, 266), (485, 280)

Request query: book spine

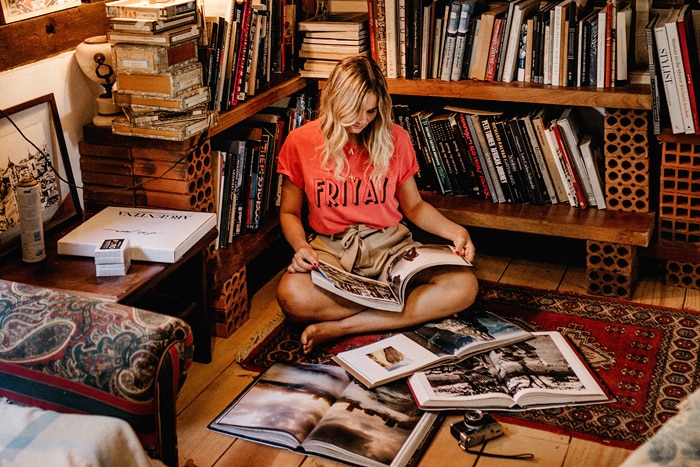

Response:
(420, 115), (453, 195)
(522, 115), (557, 204)
(565, 3), (577, 87)
(233, 0), (253, 105)
(550, 120), (587, 208)
(374, 0), (389, 76)
(645, 15), (662, 135)
(676, 8), (699, 134)
(481, 116), (513, 203)
(666, 12), (695, 134)
(485, 17), (504, 82)
(451, 2), (475, 82)
(456, 113), (492, 200)
(106, 0), (196, 20)
(398, 0), (407, 77)
(367, 0), (379, 64)
(469, 114), (503, 202)
(655, 18), (685, 134)
(439, 1), (461, 81)
(113, 40), (198, 74)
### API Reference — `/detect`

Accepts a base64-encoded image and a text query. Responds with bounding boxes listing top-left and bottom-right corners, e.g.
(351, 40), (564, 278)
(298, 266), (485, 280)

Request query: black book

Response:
(409, 110), (440, 192)
(448, 112), (489, 199)
(565, 1), (578, 87)
(394, 104), (433, 191)
(209, 362), (443, 467)
(508, 117), (546, 204)
(428, 114), (468, 195)
(480, 115), (513, 203)
(491, 119), (524, 203)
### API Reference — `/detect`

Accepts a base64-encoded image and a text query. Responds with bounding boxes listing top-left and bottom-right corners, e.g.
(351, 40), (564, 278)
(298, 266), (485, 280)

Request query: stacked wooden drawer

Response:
(585, 108), (652, 298)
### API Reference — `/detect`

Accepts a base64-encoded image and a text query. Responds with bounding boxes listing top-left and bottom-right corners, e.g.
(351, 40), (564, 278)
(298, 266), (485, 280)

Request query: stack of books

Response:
(298, 12), (370, 79)
(106, 0), (217, 141)
(94, 238), (131, 277)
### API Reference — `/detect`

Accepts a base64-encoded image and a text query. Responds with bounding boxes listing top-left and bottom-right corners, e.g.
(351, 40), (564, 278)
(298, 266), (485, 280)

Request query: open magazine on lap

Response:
(311, 244), (472, 312)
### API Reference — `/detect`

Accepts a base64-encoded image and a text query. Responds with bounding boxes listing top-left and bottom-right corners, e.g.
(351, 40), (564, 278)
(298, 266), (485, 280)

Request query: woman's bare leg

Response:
(278, 266), (478, 353)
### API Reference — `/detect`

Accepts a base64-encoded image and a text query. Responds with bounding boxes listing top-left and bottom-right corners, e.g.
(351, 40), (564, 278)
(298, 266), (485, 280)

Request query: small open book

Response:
(310, 244), (472, 312)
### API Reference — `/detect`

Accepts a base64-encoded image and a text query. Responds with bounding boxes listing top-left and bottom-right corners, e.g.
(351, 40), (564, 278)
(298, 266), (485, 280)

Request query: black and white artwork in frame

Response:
(0, 93), (81, 258)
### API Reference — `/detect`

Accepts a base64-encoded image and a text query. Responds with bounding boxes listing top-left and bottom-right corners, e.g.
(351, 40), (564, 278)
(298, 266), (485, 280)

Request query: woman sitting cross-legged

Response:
(276, 55), (479, 354)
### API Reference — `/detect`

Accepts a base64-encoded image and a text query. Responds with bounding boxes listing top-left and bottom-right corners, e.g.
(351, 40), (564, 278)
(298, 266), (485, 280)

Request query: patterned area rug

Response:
(240, 281), (700, 449)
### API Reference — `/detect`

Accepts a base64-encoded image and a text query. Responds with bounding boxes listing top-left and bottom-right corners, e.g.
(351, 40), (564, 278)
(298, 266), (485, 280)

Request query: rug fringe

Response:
(234, 311), (286, 363)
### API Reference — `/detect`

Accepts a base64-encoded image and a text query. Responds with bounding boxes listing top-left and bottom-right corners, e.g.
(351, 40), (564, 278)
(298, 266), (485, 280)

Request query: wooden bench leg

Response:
(586, 240), (639, 299)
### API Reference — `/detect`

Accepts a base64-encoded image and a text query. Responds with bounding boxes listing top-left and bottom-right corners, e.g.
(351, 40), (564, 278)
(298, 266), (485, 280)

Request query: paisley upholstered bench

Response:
(0, 279), (193, 466)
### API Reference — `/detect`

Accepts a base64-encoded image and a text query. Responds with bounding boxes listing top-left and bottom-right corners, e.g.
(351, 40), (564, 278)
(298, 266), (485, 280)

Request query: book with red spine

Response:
(549, 119), (588, 209)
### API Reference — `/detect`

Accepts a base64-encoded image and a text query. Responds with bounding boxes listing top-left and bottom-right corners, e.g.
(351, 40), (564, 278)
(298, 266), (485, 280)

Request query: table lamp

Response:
(75, 35), (122, 127)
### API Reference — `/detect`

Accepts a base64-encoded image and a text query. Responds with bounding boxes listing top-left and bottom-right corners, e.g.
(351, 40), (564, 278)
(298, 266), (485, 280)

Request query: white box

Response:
(96, 259), (132, 277)
(94, 238), (131, 265)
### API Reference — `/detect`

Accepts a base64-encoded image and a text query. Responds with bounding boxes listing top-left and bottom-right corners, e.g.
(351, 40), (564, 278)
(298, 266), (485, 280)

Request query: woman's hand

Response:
(288, 245), (319, 273)
(452, 228), (476, 264)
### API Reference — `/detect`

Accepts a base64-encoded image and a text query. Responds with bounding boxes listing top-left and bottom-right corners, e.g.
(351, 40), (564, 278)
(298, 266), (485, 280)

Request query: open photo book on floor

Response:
(208, 362), (442, 467)
(407, 331), (613, 411)
(332, 310), (532, 388)
(311, 244), (472, 312)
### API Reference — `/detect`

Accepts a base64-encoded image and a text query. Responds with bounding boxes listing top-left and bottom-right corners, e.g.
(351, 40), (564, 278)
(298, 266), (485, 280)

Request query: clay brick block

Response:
(665, 260), (700, 289)
(209, 268), (250, 338)
(586, 240), (638, 299)
(604, 109), (652, 213)
(79, 140), (132, 160)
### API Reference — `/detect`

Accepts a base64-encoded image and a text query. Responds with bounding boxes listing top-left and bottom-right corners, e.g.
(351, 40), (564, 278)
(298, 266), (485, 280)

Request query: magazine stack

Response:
(298, 11), (370, 79)
(106, 0), (217, 141)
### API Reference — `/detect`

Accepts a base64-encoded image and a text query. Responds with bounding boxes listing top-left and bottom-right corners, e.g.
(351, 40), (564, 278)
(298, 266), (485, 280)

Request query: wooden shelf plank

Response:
(422, 192), (656, 246)
(0, 2), (110, 72)
(209, 74), (309, 137)
(387, 78), (653, 110)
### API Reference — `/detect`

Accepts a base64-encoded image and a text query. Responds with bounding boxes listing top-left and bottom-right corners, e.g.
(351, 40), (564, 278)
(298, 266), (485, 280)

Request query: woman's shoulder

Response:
(390, 122), (411, 143)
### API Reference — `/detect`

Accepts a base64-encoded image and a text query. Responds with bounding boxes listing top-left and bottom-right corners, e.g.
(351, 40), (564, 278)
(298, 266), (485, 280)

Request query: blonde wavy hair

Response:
(317, 56), (394, 182)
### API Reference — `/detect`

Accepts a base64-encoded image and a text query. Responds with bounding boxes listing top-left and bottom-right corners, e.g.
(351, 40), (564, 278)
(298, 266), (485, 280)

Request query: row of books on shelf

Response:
(104, 0), (297, 140)
(367, 0), (633, 86)
(646, 4), (700, 135)
(211, 95), (310, 247)
(200, 0), (294, 113)
(208, 310), (612, 466)
(397, 103), (606, 209)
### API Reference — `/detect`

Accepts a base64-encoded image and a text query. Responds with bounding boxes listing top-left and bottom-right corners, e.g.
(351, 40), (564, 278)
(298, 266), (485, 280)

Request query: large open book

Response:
(208, 362), (442, 467)
(332, 310), (532, 388)
(407, 331), (613, 411)
(311, 244), (472, 312)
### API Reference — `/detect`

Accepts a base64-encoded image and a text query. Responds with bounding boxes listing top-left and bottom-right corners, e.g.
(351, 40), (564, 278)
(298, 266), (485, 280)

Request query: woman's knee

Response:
(277, 273), (315, 322)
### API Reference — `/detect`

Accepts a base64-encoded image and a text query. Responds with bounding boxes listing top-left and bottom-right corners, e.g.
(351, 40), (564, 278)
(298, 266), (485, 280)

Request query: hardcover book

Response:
(116, 62), (203, 96)
(105, 0), (197, 20)
(107, 24), (200, 46)
(113, 85), (210, 112)
(112, 40), (198, 74)
(311, 244), (470, 312)
(109, 13), (197, 33)
(298, 12), (369, 32)
(407, 331), (613, 411)
(111, 112), (215, 141)
(208, 362), (442, 467)
(57, 206), (216, 263)
(332, 309), (532, 388)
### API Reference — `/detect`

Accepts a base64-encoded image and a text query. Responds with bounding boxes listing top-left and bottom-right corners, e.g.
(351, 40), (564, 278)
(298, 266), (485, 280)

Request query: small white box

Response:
(94, 238), (131, 265)
(96, 259), (132, 277)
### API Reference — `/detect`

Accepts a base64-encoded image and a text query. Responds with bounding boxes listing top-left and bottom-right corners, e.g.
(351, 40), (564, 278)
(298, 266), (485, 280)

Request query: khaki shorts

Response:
(308, 223), (420, 278)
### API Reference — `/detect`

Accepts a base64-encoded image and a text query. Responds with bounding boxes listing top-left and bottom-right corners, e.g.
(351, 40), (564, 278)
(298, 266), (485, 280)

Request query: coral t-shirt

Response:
(277, 120), (419, 235)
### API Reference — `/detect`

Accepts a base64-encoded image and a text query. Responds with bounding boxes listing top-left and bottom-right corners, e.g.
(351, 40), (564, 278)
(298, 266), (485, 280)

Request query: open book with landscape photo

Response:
(208, 362), (442, 467)
(311, 244), (472, 312)
(407, 331), (612, 411)
(332, 310), (532, 388)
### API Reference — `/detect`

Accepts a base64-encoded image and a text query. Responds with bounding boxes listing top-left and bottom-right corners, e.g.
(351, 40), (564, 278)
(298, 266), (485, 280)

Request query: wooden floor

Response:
(175, 245), (700, 467)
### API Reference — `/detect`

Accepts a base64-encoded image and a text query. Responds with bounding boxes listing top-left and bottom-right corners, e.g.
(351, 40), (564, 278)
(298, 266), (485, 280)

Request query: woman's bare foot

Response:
(300, 321), (345, 354)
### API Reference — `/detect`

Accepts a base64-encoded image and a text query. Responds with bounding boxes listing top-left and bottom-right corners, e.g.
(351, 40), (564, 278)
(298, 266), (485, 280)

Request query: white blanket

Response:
(0, 402), (167, 467)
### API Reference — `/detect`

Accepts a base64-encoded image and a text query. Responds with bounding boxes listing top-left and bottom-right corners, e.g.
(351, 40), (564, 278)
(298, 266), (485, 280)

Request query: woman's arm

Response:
(279, 176), (319, 272)
(396, 176), (476, 263)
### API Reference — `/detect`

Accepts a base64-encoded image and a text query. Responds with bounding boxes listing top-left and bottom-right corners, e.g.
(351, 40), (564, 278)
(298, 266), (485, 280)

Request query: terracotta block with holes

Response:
(586, 240), (638, 299)
(658, 133), (700, 245)
(665, 260), (700, 289)
(603, 108), (652, 213)
(209, 268), (250, 337)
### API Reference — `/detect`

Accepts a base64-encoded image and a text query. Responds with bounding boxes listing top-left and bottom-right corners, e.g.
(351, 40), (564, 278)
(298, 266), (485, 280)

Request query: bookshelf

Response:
(385, 77), (657, 298)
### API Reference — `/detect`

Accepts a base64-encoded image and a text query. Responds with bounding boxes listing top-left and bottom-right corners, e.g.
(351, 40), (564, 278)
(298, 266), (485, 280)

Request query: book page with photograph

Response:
(332, 310), (532, 388)
(407, 331), (613, 411)
(311, 244), (472, 312)
(208, 362), (441, 467)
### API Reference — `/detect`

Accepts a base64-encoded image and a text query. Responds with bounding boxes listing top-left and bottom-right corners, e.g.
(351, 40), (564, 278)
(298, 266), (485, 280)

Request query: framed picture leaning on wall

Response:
(0, 0), (80, 24)
(0, 93), (82, 259)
